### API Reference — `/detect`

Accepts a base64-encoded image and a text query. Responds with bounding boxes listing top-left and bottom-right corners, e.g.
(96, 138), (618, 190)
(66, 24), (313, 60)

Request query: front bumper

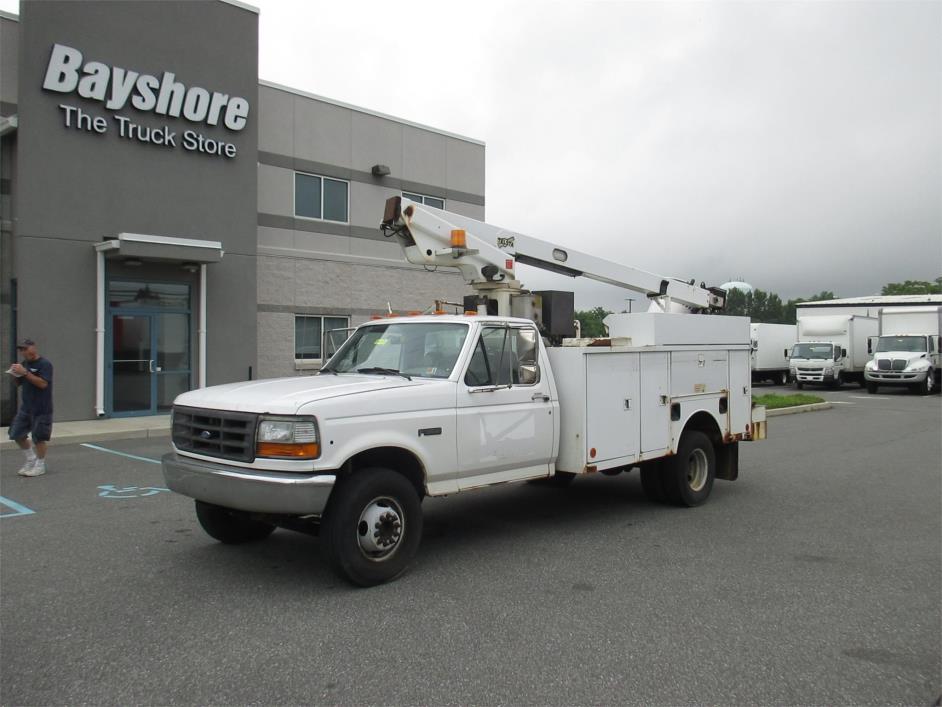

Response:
(864, 369), (928, 386)
(162, 452), (335, 515)
(794, 370), (839, 384)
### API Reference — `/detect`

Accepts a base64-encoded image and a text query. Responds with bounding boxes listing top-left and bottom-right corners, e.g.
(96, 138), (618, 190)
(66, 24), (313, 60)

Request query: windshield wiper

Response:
(317, 367), (338, 375)
(356, 367), (412, 381)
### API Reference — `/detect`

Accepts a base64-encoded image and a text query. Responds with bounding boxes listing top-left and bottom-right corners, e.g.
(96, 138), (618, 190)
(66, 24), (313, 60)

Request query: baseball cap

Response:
(16, 338), (36, 349)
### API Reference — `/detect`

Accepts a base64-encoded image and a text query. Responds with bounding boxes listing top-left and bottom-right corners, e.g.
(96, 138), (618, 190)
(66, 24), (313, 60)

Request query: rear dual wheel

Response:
(640, 431), (716, 507)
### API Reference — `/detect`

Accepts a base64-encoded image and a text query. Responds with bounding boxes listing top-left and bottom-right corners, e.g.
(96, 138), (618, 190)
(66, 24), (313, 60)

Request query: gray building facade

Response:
(1, 0), (484, 423)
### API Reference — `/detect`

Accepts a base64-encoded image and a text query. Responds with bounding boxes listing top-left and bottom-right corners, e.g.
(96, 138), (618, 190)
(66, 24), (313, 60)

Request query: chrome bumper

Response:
(162, 452), (335, 515)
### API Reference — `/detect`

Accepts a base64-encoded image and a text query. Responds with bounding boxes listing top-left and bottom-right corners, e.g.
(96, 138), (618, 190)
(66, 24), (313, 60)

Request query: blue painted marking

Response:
(0, 495), (36, 518)
(81, 443), (161, 465)
(98, 484), (169, 499)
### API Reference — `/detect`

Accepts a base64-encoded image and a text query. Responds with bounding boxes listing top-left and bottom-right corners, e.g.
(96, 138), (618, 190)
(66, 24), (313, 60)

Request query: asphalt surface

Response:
(1, 384), (940, 705)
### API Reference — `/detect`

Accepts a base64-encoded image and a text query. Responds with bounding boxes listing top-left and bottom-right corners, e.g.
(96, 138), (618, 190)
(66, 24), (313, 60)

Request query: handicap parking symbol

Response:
(98, 484), (170, 499)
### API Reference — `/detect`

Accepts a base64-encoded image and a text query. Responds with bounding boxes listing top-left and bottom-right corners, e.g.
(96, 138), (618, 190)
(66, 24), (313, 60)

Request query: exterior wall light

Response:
(123, 257), (143, 267)
(371, 164), (391, 177)
(181, 262), (200, 273)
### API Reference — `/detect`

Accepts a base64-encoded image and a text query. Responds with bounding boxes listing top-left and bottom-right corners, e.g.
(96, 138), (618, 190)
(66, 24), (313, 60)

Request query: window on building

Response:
(403, 191), (445, 210)
(295, 315), (351, 361)
(295, 173), (349, 223)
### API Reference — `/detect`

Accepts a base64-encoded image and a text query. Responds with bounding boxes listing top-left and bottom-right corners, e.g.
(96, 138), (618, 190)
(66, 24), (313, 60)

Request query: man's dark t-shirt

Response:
(20, 357), (53, 415)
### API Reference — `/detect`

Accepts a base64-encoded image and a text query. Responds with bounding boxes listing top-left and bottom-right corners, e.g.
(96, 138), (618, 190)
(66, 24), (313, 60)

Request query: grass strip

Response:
(753, 393), (825, 410)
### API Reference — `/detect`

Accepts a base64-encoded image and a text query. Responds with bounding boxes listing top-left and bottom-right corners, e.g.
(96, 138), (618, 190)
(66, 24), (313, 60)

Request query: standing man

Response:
(8, 338), (54, 477)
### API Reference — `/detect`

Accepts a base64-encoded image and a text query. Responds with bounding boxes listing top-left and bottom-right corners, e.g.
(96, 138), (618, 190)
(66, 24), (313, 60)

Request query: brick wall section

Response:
(256, 255), (468, 379)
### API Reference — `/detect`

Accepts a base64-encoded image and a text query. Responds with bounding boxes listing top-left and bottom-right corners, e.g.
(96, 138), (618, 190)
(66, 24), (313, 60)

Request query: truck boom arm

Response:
(382, 197), (724, 312)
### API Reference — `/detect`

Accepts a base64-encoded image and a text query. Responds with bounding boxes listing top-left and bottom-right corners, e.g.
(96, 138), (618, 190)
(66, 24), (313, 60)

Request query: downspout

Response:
(199, 263), (207, 388)
(95, 248), (106, 416)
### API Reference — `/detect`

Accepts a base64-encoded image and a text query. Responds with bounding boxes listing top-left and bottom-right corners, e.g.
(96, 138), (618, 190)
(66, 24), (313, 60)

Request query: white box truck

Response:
(864, 305), (942, 394)
(161, 198), (766, 586)
(790, 314), (878, 389)
(750, 323), (797, 385)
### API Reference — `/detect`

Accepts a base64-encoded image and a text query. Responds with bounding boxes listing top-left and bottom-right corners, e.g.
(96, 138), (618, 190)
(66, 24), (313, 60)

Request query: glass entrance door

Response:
(110, 312), (192, 415)
(112, 314), (153, 414)
(108, 281), (192, 417)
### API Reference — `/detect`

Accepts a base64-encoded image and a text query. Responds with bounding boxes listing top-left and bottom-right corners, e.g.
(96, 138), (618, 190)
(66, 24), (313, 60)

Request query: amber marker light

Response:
(450, 229), (467, 248)
(256, 442), (320, 458)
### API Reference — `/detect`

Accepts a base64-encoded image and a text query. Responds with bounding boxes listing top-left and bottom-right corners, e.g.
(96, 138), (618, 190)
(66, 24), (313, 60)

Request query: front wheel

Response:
(321, 468), (423, 587)
(660, 431), (716, 507)
(914, 370), (934, 395)
(795, 381), (804, 390)
(195, 500), (275, 544)
(831, 371), (843, 389)
(866, 382), (878, 394)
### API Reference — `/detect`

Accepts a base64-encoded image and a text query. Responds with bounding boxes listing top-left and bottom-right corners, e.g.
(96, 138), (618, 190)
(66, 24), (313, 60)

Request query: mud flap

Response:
(715, 441), (739, 481)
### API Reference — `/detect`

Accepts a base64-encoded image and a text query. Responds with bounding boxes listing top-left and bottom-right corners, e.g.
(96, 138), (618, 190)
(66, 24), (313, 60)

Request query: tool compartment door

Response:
(585, 353), (640, 464)
(728, 349), (751, 437)
(640, 351), (670, 454)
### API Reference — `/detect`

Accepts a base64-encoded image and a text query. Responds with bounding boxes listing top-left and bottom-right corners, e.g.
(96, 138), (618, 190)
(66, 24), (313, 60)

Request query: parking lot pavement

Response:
(2, 392), (940, 706)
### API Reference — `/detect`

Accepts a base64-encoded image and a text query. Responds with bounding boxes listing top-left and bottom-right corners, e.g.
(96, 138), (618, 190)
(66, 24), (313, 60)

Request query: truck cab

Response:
(789, 341), (844, 388)
(865, 334), (940, 394)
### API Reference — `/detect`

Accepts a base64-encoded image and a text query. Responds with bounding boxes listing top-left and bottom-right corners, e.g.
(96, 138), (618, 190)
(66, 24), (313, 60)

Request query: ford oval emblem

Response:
(199, 430), (212, 440)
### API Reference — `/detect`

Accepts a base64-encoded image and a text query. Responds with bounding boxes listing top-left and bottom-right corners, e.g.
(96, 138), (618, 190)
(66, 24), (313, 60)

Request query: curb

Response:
(766, 402), (832, 417)
(0, 425), (170, 450)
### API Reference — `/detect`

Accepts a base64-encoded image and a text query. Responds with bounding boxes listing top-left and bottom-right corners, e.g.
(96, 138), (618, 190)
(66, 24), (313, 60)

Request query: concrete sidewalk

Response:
(0, 415), (170, 450)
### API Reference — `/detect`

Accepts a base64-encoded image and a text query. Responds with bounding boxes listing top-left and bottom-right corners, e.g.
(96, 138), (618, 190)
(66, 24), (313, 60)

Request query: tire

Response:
(914, 371), (934, 396)
(795, 381), (804, 390)
(779, 371), (789, 386)
(866, 382), (878, 394)
(831, 371), (843, 389)
(528, 471), (577, 487)
(321, 468), (423, 587)
(640, 462), (667, 503)
(195, 500), (275, 544)
(660, 431), (716, 507)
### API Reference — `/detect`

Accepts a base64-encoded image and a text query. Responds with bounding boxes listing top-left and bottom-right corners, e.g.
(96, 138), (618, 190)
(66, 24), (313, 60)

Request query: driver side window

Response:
(464, 327), (540, 387)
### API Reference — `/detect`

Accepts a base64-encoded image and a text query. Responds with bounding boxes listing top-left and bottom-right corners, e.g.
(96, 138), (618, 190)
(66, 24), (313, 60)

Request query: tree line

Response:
(574, 277), (941, 334)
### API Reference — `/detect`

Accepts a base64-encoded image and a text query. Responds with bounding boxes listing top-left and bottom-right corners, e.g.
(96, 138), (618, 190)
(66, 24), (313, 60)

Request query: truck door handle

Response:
(532, 393), (550, 402)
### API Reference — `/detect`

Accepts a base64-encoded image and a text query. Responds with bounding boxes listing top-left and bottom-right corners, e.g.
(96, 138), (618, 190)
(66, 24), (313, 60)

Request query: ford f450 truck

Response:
(162, 198), (767, 586)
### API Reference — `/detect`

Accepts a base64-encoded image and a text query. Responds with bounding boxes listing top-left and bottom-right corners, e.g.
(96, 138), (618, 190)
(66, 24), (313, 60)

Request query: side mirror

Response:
(783, 348), (788, 359)
(868, 336), (877, 354)
(841, 348), (847, 359)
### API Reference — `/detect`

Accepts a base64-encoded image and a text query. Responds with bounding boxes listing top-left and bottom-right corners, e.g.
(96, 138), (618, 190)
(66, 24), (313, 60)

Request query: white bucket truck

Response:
(864, 305), (942, 394)
(790, 314), (878, 389)
(161, 198), (767, 586)
(750, 323), (797, 385)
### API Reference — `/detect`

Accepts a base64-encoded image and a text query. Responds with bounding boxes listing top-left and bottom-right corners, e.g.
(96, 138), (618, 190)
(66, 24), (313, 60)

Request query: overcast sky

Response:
(4, 0), (939, 309)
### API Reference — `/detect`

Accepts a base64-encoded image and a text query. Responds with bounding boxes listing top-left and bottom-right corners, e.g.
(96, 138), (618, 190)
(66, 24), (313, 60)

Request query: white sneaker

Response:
(21, 460), (46, 477)
(17, 459), (36, 476)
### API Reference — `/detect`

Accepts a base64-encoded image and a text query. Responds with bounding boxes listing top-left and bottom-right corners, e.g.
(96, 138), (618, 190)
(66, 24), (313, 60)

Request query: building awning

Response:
(94, 233), (224, 264)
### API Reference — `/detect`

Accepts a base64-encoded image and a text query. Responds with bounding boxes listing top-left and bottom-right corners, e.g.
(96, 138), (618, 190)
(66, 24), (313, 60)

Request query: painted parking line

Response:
(80, 443), (161, 465)
(0, 495), (36, 518)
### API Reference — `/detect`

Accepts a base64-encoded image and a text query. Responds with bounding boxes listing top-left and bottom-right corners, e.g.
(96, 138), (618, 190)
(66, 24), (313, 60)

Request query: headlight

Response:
(256, 416), (320, 459)
(823, 367), (833, 375)
(865, 361), (875, 371)
(905, 360), (929, 372)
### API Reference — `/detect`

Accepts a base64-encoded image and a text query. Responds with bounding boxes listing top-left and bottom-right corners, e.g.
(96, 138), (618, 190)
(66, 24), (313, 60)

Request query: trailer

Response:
(750, 323), (797, 385)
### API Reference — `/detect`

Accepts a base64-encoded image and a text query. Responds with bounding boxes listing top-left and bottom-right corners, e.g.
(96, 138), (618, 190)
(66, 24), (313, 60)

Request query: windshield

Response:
(791, 343), (835, 360)
(875, 336), (927, 353)
(324, 322), (469, 379)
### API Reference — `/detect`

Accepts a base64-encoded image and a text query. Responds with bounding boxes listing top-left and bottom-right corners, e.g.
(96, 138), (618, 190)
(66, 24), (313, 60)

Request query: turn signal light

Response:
(256, 442), (320, 459)
(450, 229), (467, 248)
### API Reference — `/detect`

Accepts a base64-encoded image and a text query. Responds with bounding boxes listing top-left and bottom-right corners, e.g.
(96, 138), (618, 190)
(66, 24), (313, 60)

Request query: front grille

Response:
(172, 406), (258, 462)
(892, 359), (907, 371)
(877, 359), (890, 370)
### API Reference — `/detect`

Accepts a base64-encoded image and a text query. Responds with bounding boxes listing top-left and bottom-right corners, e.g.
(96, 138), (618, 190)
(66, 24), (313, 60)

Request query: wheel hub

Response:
(357, 498), (403, 559)
(687, 448), (709, 492)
